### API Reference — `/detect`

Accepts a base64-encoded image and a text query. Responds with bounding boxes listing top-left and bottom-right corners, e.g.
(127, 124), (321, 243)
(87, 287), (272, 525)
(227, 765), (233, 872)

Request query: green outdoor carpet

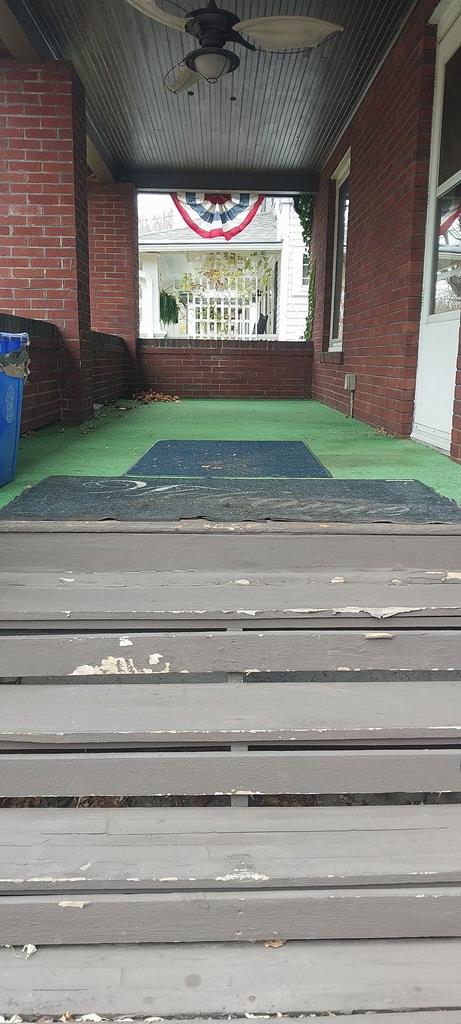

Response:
(1, 399), (461, 511)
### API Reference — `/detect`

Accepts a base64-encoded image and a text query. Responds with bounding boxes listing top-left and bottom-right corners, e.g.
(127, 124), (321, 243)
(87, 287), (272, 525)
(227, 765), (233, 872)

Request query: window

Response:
(431, 44), (461, 315)
(302, 253), (309, 287)
(330, 152), (351, 350)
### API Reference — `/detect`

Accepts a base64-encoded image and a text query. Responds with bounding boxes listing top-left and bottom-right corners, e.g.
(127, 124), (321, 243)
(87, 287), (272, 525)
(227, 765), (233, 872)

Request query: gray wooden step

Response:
(1, 523), (461, 574)
(2, 627), (461, 675)
(3, 747), (461, 796)
(2, 679), (461, 745)
(1, 806), (460, 892)
(4, 886), (461, 944)
(2, 568), (461, 629)
(1, 807), (461, 944)
(2, 939), (461, 1015)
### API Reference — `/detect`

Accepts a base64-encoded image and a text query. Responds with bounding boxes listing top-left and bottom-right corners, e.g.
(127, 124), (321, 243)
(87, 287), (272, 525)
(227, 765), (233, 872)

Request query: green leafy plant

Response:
(305, 258), (316, 343)
(294, 195), (316, 341)
(160, 290), (179, 325)
(179, 252), (272, 301)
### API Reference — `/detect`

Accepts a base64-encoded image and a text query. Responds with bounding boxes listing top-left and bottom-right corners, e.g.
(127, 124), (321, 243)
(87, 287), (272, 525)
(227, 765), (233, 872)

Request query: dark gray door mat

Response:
(1, 476), (461, 522)
(127, 440), (331, 478)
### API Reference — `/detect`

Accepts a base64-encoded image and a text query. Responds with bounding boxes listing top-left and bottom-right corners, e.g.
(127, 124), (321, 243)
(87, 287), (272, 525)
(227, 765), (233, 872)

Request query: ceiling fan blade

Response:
(235, 16), (343, 52)
(165, 65), (200, 94)
(124, 0), (187, 32)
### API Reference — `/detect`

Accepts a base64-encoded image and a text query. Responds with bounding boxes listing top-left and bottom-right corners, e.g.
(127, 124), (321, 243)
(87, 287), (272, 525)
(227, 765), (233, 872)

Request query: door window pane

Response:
(438, 46), (461, 187)
(331, 176), (350, 342)
(432, 183), (461, 314)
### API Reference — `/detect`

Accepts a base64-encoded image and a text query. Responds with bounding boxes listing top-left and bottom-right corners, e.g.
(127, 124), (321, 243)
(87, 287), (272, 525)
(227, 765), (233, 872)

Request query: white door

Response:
(412, 9), (461, 451)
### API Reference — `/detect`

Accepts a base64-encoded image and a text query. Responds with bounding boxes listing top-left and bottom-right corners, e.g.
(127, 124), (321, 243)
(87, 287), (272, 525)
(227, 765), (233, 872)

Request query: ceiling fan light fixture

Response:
(185, 46), (239, 83)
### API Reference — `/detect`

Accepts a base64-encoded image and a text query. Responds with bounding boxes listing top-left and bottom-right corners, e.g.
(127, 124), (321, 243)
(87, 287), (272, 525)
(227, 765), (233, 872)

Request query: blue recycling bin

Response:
(0, 332), (30, 487)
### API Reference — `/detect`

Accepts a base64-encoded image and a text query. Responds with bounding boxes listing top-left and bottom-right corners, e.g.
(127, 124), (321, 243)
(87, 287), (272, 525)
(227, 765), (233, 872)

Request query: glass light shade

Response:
(194, 51), (231, 83)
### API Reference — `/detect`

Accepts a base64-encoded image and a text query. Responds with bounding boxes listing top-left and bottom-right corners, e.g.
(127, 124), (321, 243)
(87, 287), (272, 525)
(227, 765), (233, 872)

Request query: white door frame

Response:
(412, 3), (461, 450)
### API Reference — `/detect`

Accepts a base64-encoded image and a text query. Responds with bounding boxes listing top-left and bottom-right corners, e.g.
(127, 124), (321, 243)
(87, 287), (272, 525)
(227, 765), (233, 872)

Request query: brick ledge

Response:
(319, 350), (344, 365)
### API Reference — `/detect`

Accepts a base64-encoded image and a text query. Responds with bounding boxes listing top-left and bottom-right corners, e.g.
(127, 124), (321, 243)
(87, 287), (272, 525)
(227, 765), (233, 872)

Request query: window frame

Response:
(421, 12), (461, 325)
(329, 149), (351, 352)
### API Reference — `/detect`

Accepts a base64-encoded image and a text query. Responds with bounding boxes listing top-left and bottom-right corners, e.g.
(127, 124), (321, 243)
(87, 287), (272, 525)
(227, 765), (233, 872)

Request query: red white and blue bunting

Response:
(171, 192), (264, 241)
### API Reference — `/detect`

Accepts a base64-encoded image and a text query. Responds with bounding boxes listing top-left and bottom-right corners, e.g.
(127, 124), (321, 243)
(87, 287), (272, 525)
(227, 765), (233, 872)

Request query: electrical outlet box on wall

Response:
(344, 373), (357, 392)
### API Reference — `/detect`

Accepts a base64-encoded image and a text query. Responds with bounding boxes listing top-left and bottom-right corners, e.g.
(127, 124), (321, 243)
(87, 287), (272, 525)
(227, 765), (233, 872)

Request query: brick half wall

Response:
(92, 331), (133, 406)
(138, 339), (312, 398)
(1, 313), (132, 433)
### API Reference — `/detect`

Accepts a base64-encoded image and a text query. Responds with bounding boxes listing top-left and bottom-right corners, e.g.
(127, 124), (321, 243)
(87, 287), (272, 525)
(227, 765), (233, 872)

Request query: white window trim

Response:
(300, 252), (309, 290)
(420, 11), (461, 325)
(329, 149), (351, 351)
(430, 0), (461, 42)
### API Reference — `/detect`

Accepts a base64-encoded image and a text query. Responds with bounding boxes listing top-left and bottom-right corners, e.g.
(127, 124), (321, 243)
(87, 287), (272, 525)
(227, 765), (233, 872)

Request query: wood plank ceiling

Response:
(6, 0), (417, 190)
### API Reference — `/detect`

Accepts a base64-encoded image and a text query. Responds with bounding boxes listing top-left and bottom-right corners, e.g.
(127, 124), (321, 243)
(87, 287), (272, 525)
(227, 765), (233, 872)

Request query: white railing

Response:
(186, 273), (275, 340)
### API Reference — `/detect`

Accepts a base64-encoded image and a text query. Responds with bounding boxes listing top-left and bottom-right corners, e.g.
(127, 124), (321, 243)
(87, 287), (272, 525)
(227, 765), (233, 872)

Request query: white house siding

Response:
(275, 199), (308, 341)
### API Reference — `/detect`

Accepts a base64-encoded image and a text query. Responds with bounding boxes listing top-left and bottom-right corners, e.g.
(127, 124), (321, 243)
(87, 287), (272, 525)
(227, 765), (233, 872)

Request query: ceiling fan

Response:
(125, 0), (343, 93)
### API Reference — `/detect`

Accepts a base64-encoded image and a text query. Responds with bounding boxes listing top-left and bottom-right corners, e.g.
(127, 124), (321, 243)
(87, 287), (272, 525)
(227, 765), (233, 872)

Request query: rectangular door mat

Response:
(2, 476), (461, 523)
(127, 440), (331, 478)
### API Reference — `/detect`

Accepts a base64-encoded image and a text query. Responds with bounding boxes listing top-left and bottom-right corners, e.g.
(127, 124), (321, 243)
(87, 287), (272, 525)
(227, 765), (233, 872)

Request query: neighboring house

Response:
(274, 198), (310, 340)
(139, 198), (308, 341)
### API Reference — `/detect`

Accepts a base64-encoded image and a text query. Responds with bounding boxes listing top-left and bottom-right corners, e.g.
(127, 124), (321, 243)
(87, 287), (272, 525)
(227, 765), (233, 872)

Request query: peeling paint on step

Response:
(216, 870), (269, 882)
(72, 653), (172, 675)
(58, 900), (89, 909)
(282, 606), (427, 618)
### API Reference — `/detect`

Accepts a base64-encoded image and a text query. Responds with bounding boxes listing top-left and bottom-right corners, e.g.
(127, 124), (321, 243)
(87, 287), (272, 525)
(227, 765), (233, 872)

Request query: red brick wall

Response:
(310, 0), (438, 436)
(1, 313), (130, 432)
(88, 182), (139, 355)
(0, 60), (93, 422)
(138, 339), (312, 398)
(21, 333), (62, 432)
(450, 319), (461, 464)
(92, 331), (132, 406)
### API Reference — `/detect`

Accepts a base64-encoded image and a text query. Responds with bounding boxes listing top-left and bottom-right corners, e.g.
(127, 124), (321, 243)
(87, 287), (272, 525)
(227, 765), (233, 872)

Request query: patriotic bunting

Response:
(171, 192), (264, 240)
(439, 201), (461, 238)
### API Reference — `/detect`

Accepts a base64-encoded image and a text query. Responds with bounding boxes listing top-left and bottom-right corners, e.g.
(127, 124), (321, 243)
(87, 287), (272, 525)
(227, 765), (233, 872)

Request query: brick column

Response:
(0, 60), (93, 422)
(88, 181), (139, 382)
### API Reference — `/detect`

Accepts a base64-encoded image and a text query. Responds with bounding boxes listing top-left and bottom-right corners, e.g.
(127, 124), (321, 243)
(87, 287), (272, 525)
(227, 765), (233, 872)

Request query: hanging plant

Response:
(294, 195), (316, 341)
(294, 195), (315, 251)
(160, 290), (179, 325)
(179, 252), (273, 302)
